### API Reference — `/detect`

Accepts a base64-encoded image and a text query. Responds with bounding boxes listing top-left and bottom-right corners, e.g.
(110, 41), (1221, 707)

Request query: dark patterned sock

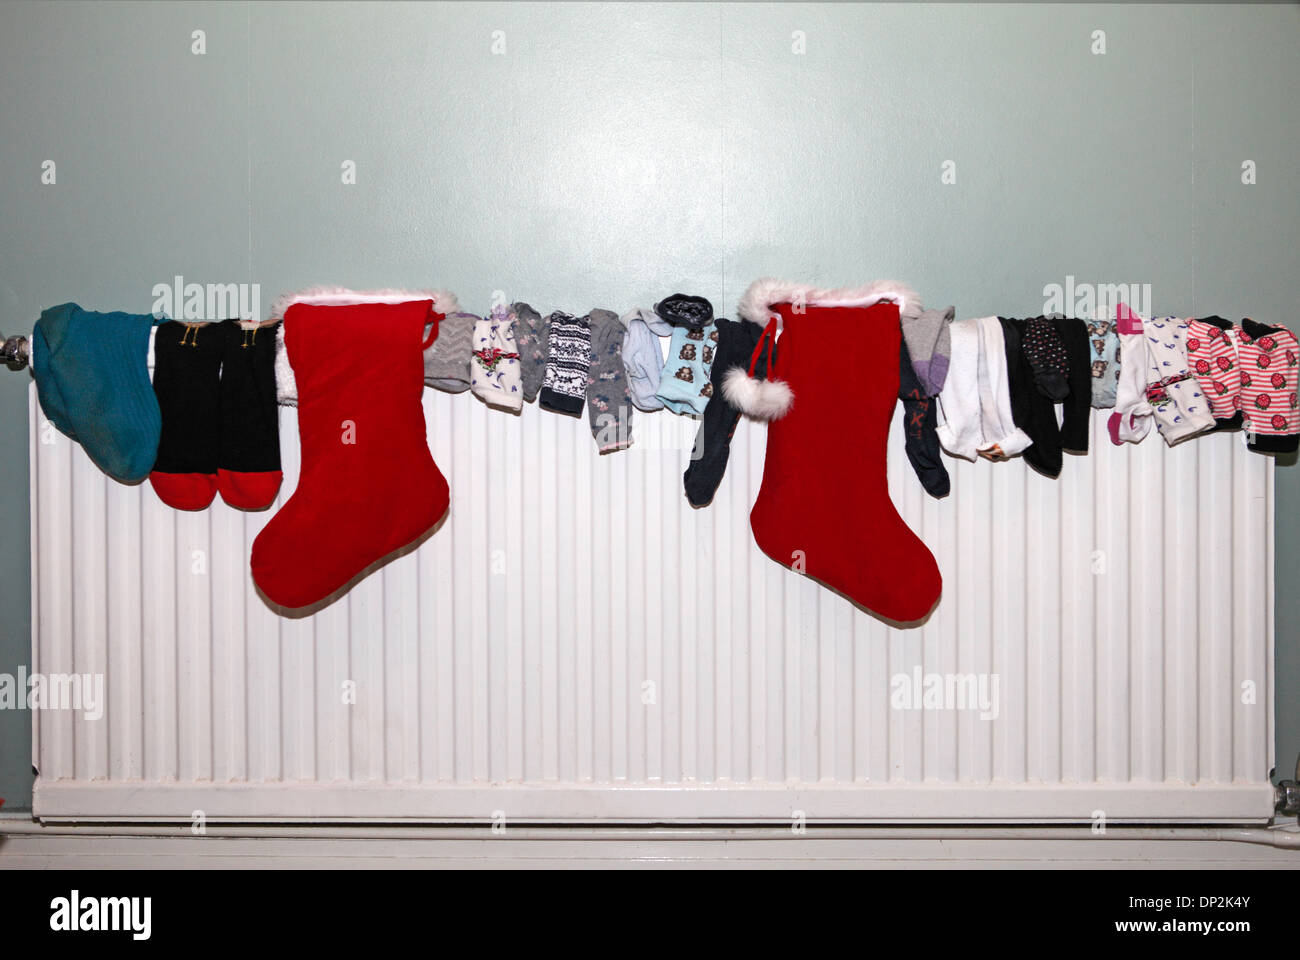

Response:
(512, 302), (549, 402)
(1001, 317), (1063, 478)
(586, 309), (633, 452)
(1023, 315), (1071, 401)
(539, 311), (591, 415)
(898, 339), (950, 498)
(684, 318), (765, 507)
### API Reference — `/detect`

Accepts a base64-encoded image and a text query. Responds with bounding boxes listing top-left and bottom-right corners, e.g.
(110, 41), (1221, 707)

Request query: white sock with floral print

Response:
(470, 305), (523, 412)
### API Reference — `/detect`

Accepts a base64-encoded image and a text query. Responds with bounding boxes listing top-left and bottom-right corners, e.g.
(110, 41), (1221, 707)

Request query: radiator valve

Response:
(1276, 755), (1300, 817)
(1, 334), (30, 370)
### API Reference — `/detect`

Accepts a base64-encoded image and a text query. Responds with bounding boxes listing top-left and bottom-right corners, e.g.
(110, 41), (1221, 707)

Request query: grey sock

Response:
(586, 309), (633, 452)
(621, 306), (672, 411)
(512, 302), (549, 402)
(424, 311), (477, 392)
(902, 305), (955, 396)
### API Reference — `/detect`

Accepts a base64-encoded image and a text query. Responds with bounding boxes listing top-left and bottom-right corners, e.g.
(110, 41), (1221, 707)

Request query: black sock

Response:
(1052, 316), (1092, 453)
(898, 339), (950, 498)
(1001, 317), (1063, 478)
(684, 318), (765, 507)
(149, 321), (223, 509)
(217, 320), (282, 510)
(1023, 316), (1071, 401)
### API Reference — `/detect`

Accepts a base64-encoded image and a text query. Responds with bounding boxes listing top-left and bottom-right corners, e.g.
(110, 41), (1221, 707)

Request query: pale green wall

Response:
(0, 1), (1296, 810)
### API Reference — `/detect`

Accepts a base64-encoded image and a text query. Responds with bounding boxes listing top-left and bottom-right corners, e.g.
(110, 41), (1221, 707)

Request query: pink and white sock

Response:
(1237, 319), (1300, 454)
(1186, 318), (1243, 429)
(1107, 303), (1153, 445)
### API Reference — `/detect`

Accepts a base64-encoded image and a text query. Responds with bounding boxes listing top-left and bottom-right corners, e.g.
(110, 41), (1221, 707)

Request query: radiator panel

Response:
(29, 384), (1275, 823)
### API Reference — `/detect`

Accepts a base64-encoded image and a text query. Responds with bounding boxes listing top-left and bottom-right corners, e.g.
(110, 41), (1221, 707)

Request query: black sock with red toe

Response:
(149, 321), (223, 510)
(217, 320), (282, 510)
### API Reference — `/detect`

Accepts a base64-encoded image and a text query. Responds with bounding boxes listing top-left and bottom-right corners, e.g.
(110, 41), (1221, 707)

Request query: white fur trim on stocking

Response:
(722, 366), (794, 420)
(269, 285), (459, 321)
(737, 278), (923, 328)
(275, 322), (295, 406)
(269, 286), (460, 405)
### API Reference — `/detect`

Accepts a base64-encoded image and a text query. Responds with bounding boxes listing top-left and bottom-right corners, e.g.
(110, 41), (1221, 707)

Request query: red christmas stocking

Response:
(733, 280), (943, 623)
(251, 299), (449, 608)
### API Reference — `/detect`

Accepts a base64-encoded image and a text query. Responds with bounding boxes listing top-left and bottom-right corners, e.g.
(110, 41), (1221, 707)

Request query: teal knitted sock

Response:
(32, 303), (161, 484)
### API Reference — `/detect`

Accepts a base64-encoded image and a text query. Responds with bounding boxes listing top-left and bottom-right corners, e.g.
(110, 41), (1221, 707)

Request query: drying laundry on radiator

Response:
(936, 315), (1032, 463)
(23, 284), (1297, 620)
(515, 303), (635, 451)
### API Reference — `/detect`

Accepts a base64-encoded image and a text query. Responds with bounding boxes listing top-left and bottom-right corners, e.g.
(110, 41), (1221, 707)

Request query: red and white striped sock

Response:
(1237, 320), (1299, 454)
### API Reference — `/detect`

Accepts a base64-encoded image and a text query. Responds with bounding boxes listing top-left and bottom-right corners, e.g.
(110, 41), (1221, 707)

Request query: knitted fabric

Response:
(1238, 319), (1299, 453)
(32, 302), (161, 484)
(1186, 317), (1244, 430)
(424, 311), (477, 393)
(586, 309), (633, 451)
(512, 302), (550, 403)
(470, 305), (523, 412)
(539, 311), (592, 415)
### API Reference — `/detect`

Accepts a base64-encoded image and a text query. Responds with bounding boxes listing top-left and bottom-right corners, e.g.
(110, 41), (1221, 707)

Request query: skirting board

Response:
(2, 826), (1298, 869)
(33, 780), (1276, 825)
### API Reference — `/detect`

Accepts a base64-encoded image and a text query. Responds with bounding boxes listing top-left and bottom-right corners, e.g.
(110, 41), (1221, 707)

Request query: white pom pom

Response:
(722, 367), (794, 420)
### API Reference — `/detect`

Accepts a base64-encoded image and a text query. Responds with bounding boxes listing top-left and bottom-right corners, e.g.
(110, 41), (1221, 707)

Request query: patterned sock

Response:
(684, 318), (765, 507)
(512, 302), (549, 402)
(423, 311), (476, 393)
(1187, 317), (1243, 430)
(470, 305), (523, 412)
(1022, 315), (1071, 401)
(898, 339), (950, 497)
(539, 311), (591, 415)
(1086, 318), (1120, 408)
(655, 320), (716, 416)
(1143, 316), (1215, 446)
(1107, 303), (1153, 445)
(586, 309), (632, 451)
(1238, 319), (1299, 453)
(1001, 317), (1063, 476)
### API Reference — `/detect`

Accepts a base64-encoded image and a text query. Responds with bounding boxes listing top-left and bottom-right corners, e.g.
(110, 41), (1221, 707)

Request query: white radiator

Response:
(29, 382), (1276, 823)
